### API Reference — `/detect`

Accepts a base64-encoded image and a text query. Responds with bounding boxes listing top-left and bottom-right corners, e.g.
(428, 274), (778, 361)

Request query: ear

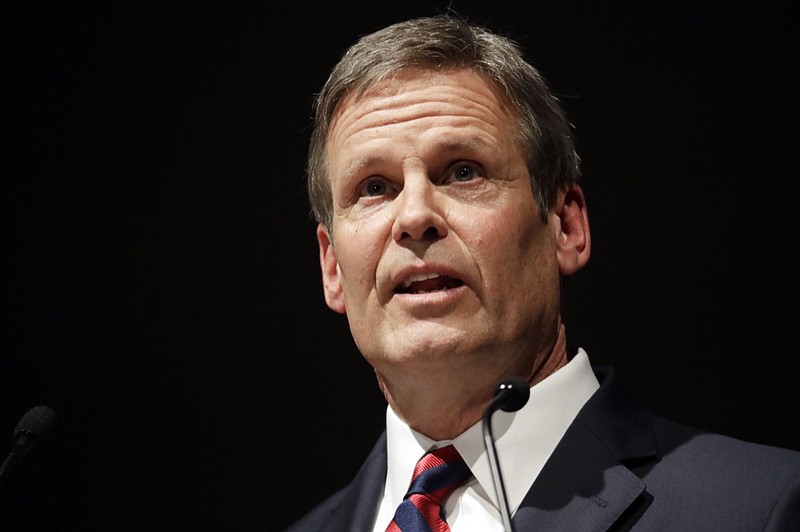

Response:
(317, 223), (346, 314)
(553, 184), (591, 275)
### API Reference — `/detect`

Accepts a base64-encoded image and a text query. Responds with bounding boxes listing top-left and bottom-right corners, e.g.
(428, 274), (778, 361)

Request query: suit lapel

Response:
(513, 367), (658, 531)
(319, 433), (387, 532)
(316, 368), (657, 531)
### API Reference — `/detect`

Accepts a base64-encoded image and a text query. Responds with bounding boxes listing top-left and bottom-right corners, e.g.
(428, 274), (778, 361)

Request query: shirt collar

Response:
(384, 348), (599, 514)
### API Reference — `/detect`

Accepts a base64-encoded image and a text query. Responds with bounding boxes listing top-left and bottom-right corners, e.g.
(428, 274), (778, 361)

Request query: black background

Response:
(2, 2), (798, 530)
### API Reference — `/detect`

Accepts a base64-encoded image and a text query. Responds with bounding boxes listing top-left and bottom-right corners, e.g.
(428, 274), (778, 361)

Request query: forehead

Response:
(326, 68), (517, 154)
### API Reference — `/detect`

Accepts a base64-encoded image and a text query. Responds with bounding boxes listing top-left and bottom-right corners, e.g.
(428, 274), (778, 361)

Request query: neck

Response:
(377, 324), (569, 441)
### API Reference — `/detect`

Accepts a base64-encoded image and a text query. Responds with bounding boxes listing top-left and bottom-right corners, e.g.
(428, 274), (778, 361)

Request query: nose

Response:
(391, 176), (448, 243)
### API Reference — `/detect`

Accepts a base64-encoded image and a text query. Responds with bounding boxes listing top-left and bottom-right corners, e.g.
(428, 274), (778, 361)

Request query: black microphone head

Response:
(494, 376), (530, 413)
(13, 405), (57, 444)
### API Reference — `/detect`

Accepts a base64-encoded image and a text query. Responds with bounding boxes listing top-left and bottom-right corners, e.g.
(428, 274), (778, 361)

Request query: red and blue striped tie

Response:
(386, 445), (473, 532)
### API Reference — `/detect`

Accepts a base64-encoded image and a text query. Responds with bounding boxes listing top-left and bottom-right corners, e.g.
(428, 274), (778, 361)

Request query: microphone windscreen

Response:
(495, 376), (530, 413)
(13, 406), (57, 443)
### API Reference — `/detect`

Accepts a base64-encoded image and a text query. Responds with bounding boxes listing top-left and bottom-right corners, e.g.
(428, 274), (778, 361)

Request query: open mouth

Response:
(395, 272), (465, 294)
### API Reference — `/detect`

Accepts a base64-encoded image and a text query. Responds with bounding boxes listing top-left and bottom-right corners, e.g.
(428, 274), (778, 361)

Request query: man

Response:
(287, 15), (800, 531)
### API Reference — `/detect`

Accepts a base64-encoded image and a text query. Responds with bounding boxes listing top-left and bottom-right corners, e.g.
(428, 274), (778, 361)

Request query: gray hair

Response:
(307, 15), (581, 231)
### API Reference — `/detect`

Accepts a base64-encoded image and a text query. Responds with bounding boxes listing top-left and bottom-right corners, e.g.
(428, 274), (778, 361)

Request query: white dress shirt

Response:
(371, 349), (600, 532)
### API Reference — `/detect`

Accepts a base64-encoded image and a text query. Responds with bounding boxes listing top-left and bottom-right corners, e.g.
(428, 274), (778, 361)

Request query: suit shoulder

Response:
(648, 415), (800, 499)
(282, 432), (388, 532)
(631, 416), (800, 529)
(651, 415), (800, 470)
(283, 486), (349, 532)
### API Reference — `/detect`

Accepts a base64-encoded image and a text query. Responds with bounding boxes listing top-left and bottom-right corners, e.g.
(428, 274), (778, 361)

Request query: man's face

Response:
(317, 69), (564, 382)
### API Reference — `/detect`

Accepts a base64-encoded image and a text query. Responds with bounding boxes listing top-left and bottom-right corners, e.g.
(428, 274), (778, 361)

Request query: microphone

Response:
(482, 377), (530, 532)
(0, 405), (58, 490)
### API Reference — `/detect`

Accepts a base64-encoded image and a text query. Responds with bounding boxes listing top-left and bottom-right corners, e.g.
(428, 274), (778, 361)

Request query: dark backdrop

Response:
(3, 2), (798, 530)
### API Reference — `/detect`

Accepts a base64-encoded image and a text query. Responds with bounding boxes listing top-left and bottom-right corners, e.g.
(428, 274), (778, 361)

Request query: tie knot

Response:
(386, 445), (473, 531)
(406, 445), (472, 505)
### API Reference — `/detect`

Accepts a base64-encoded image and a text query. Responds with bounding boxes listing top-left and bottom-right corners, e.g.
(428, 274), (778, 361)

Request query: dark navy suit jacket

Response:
(285, 368), (800, 531)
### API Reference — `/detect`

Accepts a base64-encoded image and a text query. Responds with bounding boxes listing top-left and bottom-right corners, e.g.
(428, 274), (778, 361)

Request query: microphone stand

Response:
(483, 395), (515, 532)
(482, 377), (529, 532)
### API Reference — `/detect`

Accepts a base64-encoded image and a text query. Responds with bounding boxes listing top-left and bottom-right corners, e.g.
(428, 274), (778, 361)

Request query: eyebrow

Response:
(342, 134), (495, 187)
(343, 136), (495, 171)
(340, 155), (380, 182)
(437, 136), (494, 154)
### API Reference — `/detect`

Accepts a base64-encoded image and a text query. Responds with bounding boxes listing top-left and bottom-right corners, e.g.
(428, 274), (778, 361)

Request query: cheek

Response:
(483, 210), (556, 296)
(334, 226), (384, 298)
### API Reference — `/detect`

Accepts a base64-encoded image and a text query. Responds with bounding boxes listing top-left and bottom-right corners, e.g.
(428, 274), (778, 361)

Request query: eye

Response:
(445, 163), (482, 183)
(357, 177), (389, 197)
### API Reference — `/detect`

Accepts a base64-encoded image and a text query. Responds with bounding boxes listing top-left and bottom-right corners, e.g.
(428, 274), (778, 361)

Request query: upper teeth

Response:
(402, 272), (441, 288)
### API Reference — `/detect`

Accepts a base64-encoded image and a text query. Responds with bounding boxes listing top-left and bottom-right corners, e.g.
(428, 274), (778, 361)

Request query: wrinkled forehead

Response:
(327, 67), (518, 143)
